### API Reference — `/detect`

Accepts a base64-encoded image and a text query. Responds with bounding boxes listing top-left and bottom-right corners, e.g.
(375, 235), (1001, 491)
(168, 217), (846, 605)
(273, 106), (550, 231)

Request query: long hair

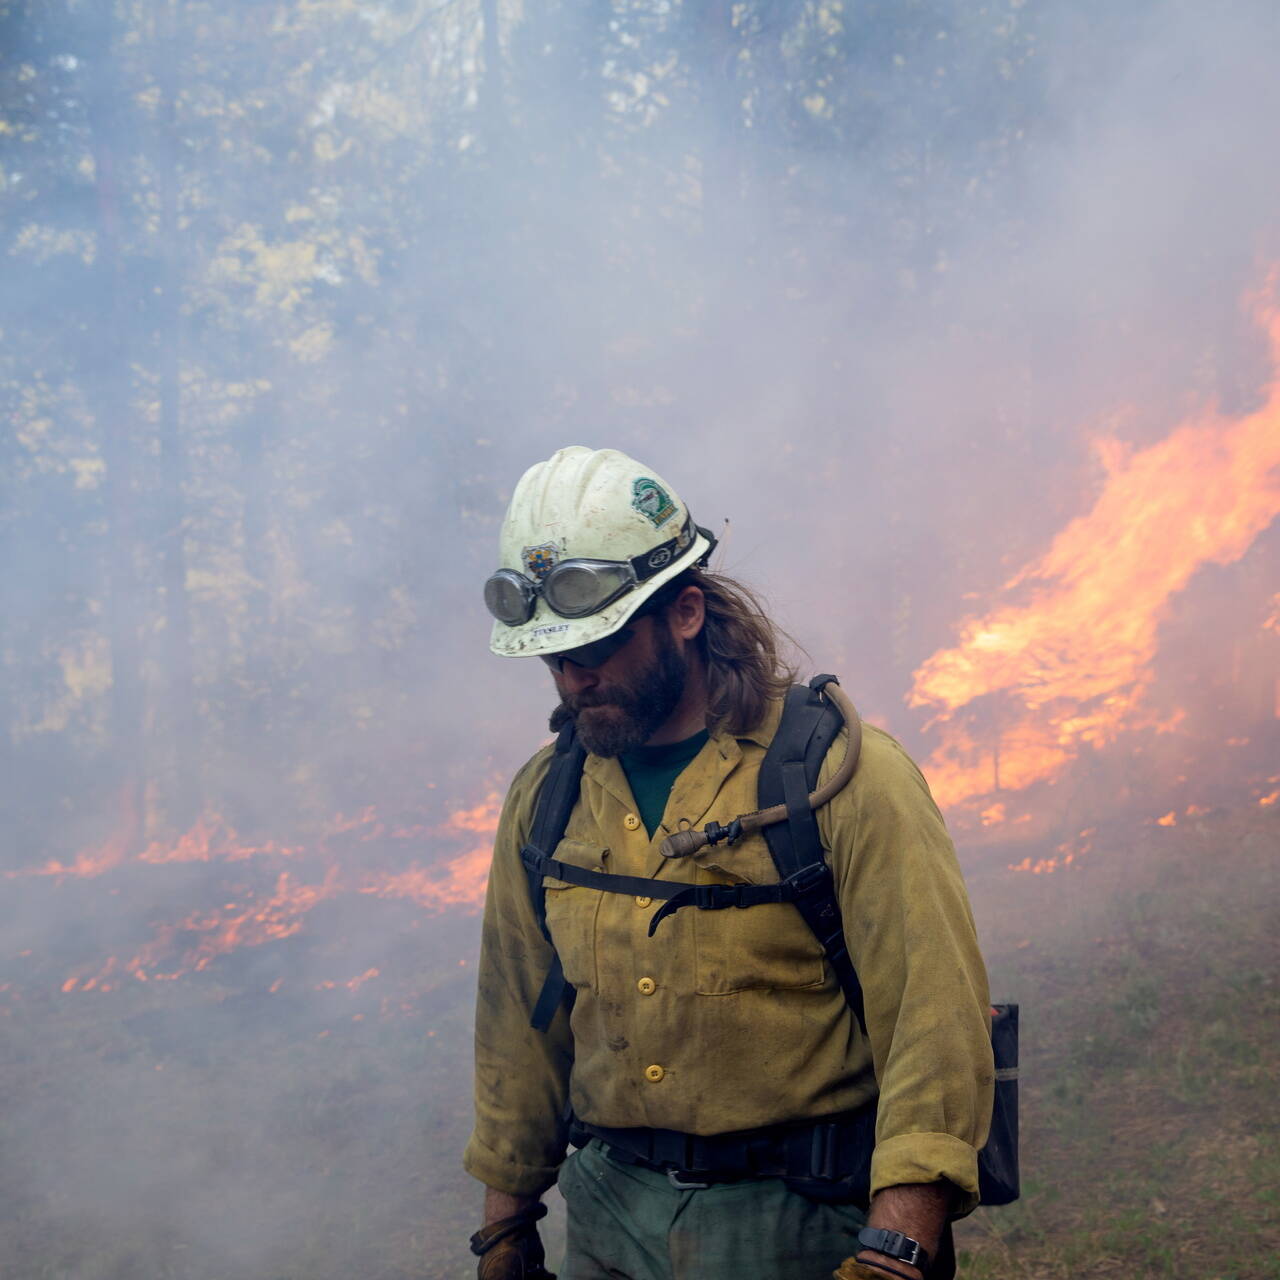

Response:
(652, 565), (798, 735)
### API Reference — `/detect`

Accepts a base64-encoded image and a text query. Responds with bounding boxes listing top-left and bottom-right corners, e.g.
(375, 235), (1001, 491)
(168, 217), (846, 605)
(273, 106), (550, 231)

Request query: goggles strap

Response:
(623, 513), (697, 582)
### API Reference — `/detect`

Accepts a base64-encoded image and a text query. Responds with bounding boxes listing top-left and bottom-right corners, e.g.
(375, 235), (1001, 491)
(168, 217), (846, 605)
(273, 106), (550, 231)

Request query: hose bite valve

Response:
(656, 678), (863, 861)
(659, 817), (745, 859)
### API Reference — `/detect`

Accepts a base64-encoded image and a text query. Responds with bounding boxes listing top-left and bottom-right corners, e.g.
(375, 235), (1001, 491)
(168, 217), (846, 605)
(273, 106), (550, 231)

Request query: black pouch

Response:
(978, 1003), (1020, 1205)
(785, 1008), (1021, 1210)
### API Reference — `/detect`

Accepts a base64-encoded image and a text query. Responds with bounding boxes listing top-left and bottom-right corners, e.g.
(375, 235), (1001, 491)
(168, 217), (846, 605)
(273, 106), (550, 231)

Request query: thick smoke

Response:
(2, 0), (1278, 1276)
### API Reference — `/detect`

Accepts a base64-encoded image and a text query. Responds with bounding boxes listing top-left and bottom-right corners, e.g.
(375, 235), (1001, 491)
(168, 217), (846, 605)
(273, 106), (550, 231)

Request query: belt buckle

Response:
(666, 1168), (711, 1190)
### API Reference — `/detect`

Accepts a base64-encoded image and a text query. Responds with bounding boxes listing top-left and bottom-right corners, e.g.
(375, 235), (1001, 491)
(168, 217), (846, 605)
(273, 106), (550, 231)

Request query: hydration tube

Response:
(658, 680), (862, 859)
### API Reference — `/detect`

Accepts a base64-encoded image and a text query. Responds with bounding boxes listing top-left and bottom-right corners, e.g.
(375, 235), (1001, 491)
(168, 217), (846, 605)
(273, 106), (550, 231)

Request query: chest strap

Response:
(522, 849), (839, 940)
(522, 848), (693, 905)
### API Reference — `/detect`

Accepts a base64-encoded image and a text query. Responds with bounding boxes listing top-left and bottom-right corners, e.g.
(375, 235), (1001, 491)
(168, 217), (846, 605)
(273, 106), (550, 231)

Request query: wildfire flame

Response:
(48, 792), (501, 993)
(910, 279), (1280, 813)
(1264, 593), (1280, 634)
(28, 786), (140, 878)
(360, 793), (502, 910)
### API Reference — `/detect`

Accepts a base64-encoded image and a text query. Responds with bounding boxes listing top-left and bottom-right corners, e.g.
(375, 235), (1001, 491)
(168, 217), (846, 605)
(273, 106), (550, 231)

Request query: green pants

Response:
(557, 1139), (868, 1280)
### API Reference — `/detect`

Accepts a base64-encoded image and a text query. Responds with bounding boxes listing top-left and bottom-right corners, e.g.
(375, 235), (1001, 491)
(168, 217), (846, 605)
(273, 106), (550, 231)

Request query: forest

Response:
(2, 1), (1278, 1276)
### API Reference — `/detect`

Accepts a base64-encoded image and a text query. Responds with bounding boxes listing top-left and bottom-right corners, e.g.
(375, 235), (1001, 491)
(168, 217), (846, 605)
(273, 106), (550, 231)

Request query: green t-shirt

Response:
(619, 730), (710, 837)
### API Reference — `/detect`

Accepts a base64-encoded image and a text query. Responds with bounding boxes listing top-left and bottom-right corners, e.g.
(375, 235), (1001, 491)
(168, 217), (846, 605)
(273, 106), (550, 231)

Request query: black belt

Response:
(569, 1104), (876, 1198)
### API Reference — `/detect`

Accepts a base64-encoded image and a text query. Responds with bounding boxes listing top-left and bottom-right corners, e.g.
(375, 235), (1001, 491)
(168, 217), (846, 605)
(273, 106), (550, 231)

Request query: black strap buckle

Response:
(783, 861), (831, 899)
(706, 883), (750, 909)
(857, 1227), (928, 1271)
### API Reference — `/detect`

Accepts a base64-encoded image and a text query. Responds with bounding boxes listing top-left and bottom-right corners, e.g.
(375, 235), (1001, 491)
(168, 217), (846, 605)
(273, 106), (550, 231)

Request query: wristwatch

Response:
(857, 1227), (930, 1272)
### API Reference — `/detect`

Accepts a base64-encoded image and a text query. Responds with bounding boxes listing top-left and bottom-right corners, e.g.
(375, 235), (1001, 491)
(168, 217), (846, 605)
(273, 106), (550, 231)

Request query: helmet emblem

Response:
(647, 547), (672, 570)
(522, 542), (560, 580)
(631, 477), (677, 528)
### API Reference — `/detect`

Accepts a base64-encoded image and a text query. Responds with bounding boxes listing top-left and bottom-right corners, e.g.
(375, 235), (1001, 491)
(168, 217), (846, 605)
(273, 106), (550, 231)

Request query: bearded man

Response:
(464, 447), (994, 1280)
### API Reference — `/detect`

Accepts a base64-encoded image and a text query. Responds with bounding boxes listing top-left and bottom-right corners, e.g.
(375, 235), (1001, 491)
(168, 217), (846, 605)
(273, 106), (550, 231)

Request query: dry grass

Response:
(954, 806), (1279, 1280)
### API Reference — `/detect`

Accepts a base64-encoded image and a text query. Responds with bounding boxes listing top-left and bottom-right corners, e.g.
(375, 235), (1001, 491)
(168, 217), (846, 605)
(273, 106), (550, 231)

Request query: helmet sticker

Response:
(631, 477), (677, 528)
(522, 542), (561, 580)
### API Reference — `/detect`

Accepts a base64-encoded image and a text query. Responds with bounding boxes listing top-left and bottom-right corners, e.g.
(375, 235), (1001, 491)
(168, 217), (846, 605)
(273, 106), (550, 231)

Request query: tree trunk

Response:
(155, 0), (202, 826)
(695, 0), (740, 248)
(479, 0), (503, 155)
(86, 18), (146, 830)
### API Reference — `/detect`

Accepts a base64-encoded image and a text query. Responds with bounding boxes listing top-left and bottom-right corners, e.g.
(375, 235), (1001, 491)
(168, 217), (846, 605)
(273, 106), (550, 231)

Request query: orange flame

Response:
(53, 790), (502, 992)
(1264, 593), (1280, 633)
(1008, 854), (1071, 875)
(138, 815), (300, 864)
(25, 786), (139, 878)
(910, 280), (1280, 812)
(315, 968), (381, 993)
(360, 793), (501, 911)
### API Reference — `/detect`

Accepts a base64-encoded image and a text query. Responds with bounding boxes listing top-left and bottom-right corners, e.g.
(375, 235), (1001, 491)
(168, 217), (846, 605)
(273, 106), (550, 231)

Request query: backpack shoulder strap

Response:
(524, 725), (588, 939)
(523, 724), (587, 1031)
(758, 674), (867, 1033)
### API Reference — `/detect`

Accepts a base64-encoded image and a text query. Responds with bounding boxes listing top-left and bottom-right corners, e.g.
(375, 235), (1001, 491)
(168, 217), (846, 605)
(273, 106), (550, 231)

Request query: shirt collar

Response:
(711, 695), (784, 752)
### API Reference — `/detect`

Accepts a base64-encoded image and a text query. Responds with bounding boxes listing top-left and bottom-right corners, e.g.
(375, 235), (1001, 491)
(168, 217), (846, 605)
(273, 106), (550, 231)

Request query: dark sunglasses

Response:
(539, 625), (637, 673)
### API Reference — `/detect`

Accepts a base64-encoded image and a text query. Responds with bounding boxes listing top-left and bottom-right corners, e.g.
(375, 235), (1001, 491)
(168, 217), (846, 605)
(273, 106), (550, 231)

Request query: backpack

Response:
(518, 674), (1019, 1206)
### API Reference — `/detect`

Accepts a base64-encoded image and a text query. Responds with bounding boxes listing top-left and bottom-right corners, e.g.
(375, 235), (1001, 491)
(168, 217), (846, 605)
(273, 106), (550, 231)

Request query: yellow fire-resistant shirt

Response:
(464, 699), (994, 1210)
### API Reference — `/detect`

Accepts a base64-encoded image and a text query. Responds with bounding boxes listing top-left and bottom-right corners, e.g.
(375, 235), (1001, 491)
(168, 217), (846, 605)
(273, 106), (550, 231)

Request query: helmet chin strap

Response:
(695, 522), (720, 567)
(706, 518), (729, 570)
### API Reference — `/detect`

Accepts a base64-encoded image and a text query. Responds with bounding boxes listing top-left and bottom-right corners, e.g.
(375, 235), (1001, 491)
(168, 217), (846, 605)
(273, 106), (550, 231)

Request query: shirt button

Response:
(644, 1064), (665, 1083)
(624, 813), (642, 831)
(637, 977), (657, 996)
(634, 896), (652, 908)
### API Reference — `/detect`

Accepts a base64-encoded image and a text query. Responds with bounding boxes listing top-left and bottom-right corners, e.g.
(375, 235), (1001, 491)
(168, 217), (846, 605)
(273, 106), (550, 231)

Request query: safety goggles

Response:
(484, 514), (703, 627)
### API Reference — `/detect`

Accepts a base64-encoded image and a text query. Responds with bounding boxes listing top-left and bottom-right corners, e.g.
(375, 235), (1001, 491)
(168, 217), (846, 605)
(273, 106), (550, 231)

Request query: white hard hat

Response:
(486, 446), (713, 657)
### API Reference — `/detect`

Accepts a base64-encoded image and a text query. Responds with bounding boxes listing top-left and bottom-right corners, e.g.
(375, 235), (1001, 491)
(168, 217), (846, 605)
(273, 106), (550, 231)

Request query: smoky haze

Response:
(2, 1), (1278, 1277)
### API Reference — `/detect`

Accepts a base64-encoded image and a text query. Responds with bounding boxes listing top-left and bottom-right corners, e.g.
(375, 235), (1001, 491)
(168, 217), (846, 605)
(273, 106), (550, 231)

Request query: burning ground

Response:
(20, 795), (499, 996)
(1, 788), (1274, 1278)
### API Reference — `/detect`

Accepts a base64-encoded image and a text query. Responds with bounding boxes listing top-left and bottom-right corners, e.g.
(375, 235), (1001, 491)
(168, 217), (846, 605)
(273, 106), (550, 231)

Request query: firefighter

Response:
(464, 447), (993, 1280)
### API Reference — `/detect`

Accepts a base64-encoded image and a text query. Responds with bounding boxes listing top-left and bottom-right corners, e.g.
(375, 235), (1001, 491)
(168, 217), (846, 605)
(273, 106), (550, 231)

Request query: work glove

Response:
(469, 1203), (556, 1280)
(833, 1258), (920, 1280)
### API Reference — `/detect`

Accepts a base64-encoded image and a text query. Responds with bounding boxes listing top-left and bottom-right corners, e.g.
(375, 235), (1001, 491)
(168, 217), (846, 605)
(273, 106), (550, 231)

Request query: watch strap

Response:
(856, 1226), (929, 1272)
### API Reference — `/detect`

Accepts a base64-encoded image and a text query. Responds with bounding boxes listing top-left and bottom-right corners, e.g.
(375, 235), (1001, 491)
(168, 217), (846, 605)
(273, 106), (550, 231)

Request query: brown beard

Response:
(547, 623), (688, 756)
